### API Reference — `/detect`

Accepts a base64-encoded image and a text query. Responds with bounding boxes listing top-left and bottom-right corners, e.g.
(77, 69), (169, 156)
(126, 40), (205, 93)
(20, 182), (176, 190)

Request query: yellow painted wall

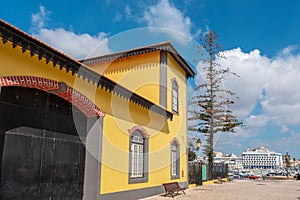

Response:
(87, 51), (161, 105)
(0, 39), (190, 195)
(167, 52), (188, 182)
(100, 113), (187, 194)
(99, 52), (189, 194)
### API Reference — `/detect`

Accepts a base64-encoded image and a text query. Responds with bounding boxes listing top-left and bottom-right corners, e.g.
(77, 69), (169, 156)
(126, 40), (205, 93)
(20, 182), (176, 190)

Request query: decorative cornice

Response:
(103, 63), (159, 76)
(0, 19), (173, 120)
(81, 42), (195, 78)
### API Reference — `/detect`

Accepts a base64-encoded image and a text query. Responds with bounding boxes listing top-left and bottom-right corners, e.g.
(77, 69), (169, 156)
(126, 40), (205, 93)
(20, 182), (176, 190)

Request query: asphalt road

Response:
(141, 179), (300, 200)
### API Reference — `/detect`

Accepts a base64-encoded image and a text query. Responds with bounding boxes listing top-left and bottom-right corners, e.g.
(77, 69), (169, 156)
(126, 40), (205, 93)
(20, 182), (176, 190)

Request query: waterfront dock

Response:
(142, 179), (300, 200)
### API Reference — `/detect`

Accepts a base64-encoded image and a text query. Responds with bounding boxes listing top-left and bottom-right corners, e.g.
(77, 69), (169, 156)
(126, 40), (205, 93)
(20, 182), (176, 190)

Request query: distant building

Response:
(242, 146), (283, 169)
(214, 152), (223, 157)
(295, 160), (300, 168)
(214, 153), (243, 170)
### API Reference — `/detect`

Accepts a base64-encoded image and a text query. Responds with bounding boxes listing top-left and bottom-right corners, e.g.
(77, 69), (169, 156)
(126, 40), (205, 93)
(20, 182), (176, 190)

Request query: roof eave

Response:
(81, 41), (195, 78)
(0, 19), (173, 120)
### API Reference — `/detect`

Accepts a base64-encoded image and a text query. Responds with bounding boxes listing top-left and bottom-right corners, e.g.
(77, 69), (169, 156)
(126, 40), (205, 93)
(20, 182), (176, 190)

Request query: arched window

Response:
(170, 138), (180, 179)
(172, 79), (178, 113)
(128, 126), (149, 183)
(131, 131), (144, 178)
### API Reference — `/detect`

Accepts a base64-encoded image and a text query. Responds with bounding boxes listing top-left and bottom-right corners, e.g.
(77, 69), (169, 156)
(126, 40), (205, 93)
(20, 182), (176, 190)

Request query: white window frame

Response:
(128, 126), (149, 184)
(131, 133), (144, 178)
(171, 144), (177, 176)
(170, 138), (180, 179)
(172, 79), (178, 113)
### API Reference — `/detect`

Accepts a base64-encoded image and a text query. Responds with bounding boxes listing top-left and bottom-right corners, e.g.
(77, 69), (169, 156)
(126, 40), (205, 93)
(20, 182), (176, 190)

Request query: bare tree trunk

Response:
(207, 31), (214, 180)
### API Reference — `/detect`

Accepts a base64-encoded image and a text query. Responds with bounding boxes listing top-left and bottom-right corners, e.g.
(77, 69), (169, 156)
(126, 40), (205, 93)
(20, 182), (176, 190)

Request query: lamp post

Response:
(284, 152), (290, 178)
(196, 138), (202, 151)
(188, 138), (202, 161)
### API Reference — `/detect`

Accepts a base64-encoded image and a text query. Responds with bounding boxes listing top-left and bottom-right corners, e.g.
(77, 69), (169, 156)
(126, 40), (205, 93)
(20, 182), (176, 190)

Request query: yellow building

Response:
(0, 19), (195, 200)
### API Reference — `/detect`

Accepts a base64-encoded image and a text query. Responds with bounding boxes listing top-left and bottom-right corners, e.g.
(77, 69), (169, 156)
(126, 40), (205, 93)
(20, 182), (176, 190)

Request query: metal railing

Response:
(188, 161), (204, 185)
(211, 163), (228, 179)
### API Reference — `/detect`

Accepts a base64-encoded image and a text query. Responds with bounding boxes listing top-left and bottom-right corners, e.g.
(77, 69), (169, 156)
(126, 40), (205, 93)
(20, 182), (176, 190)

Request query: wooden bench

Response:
(226, 177), (233, 182)
(162, 182), (186, 198)
(215, 177), (226, 184)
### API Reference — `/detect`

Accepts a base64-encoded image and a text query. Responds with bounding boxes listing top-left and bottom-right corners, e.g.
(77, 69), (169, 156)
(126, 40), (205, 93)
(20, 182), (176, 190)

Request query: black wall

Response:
(0, 86), (87, 135)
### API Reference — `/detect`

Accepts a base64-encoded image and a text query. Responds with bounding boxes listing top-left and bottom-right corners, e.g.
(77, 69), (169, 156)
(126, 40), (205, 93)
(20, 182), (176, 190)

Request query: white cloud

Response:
(245, 115), (269, 127)
(31, 6), (111, 59)
(114, 12), (122, 22)
(213, 47), (300, 127)
(276, 45), (298, 57)
(195, 48), (269, 118)
(34, 29), (111, 59)
(264, 130), (300, 154)
(194, 46), (300, 152)
(125, 5), (133, 19)
(31, 5), (50, 32)
(142, 0), (194, 44)
(280, 125), (289, 133)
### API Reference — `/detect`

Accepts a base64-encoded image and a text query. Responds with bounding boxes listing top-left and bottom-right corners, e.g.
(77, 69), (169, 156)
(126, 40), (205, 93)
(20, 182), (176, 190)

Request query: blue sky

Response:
(1, 0), (300, 158)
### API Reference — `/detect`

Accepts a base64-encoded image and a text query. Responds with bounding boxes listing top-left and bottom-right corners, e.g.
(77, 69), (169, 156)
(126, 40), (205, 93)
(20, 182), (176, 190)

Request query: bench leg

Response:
(165, 192), (175, 198)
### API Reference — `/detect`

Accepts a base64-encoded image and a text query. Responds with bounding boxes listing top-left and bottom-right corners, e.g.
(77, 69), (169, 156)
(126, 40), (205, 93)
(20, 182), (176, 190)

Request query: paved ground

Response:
(141, 179), (300, 200)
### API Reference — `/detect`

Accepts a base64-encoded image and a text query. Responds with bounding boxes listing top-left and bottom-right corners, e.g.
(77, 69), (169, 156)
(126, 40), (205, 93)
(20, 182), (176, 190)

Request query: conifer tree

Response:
(188, 30), (242, 180)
